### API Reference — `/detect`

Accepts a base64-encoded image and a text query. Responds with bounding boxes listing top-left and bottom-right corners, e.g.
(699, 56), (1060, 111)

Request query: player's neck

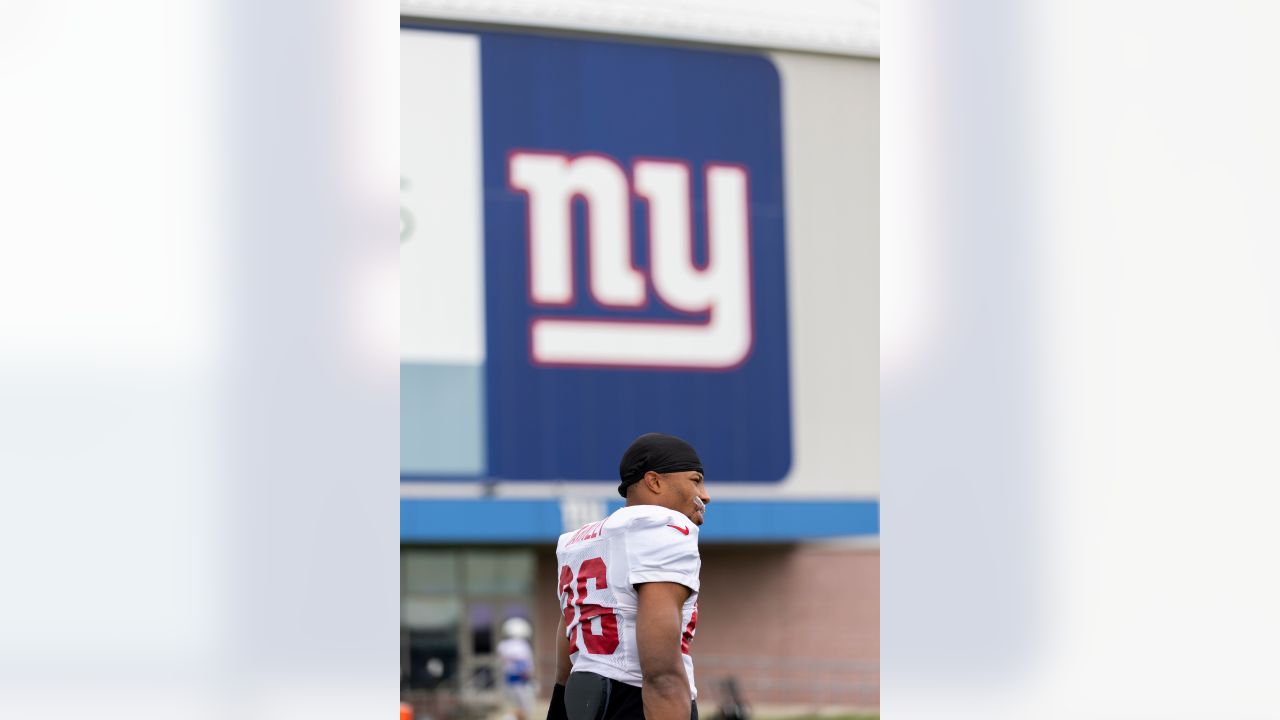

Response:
(625, 497), (676, 512)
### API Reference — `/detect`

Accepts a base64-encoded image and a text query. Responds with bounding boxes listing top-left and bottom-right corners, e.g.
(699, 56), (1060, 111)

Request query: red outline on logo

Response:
(632, 157), (711, 321)
(508, 149), (576, 308)
(703, 161), (757, 368)
(522, 157), (758, 373)
(508, 149), (648, 312)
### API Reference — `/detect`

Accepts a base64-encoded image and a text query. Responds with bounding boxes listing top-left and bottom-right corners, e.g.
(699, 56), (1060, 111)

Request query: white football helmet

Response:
(501, 617), (533, 639)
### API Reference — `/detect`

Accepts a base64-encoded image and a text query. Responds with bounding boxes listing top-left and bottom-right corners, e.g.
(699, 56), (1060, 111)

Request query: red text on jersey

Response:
(559, 558), (620, 655)
(681, 604), (698, 655)
(567, 520), (606, 546)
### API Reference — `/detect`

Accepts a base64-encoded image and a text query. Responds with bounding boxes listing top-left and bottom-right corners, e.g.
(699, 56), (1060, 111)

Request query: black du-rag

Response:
(617, 433), (704, 498)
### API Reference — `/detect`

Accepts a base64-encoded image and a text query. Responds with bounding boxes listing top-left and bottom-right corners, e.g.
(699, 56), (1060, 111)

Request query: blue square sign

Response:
(479, 33), (792, 483)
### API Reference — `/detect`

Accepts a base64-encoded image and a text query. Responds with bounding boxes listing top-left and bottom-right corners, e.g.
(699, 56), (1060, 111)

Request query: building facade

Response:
(401, 7), (879, 716)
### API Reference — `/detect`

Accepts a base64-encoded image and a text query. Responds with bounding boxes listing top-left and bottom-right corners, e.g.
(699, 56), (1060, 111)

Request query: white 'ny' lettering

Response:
(509, 152), (753, 369)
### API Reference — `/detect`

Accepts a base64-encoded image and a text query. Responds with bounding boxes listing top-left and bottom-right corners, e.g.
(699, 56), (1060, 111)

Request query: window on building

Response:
(401, 547), (536, 698)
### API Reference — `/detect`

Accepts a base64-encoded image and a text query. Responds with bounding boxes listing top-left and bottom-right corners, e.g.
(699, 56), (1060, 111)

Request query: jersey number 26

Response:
(559, 558), (620, 655)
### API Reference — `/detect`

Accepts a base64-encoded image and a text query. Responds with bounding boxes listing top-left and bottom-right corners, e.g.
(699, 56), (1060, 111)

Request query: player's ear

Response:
(642, 470), (663, 494)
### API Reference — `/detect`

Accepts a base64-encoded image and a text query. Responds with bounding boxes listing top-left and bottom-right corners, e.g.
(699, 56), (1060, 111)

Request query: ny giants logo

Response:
(508, 151), (754, 370)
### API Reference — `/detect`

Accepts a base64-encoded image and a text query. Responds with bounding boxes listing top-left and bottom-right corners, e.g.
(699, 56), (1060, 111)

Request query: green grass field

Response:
(762, 715), (878, 720)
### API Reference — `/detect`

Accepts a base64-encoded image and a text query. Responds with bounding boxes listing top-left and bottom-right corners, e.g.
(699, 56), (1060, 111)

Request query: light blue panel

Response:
(401, 363), (485, 476)
(401, 499), (879, 543)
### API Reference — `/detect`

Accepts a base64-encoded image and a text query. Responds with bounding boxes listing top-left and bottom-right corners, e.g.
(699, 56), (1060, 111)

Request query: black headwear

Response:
(617, 433), (703, 498)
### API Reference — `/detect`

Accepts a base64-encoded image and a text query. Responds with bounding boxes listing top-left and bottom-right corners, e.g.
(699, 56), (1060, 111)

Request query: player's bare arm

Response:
(635, 581), (693, 720)
(554, 613), (573, 685)
(545, 614), (573, 720)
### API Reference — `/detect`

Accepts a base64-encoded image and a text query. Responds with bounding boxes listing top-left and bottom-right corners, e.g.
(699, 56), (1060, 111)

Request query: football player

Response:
(548, 433), (710, 720)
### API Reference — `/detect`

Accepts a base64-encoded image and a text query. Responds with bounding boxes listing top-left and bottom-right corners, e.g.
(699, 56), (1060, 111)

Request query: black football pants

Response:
(558, 671), (698, 720)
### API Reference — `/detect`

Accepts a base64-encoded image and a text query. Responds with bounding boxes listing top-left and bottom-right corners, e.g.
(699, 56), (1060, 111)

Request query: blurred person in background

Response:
(498, 617), (537, 720)
(548, 433), (710, 720)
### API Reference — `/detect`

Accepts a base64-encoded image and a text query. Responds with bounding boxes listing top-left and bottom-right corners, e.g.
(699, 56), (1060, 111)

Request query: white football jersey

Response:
(555, 504), (701, 699)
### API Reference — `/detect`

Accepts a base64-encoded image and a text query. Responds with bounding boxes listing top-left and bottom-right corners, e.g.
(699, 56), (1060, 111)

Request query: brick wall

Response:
(534, 543), (879, 710)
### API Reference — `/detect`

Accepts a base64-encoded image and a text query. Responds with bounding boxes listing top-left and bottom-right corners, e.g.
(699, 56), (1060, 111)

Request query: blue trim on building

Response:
(401, 498), (878, 543)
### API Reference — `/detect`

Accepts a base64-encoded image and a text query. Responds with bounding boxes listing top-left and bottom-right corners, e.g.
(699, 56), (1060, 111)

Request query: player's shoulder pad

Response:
(605, 504), (699, 537)
(619, 505), (701, 592)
